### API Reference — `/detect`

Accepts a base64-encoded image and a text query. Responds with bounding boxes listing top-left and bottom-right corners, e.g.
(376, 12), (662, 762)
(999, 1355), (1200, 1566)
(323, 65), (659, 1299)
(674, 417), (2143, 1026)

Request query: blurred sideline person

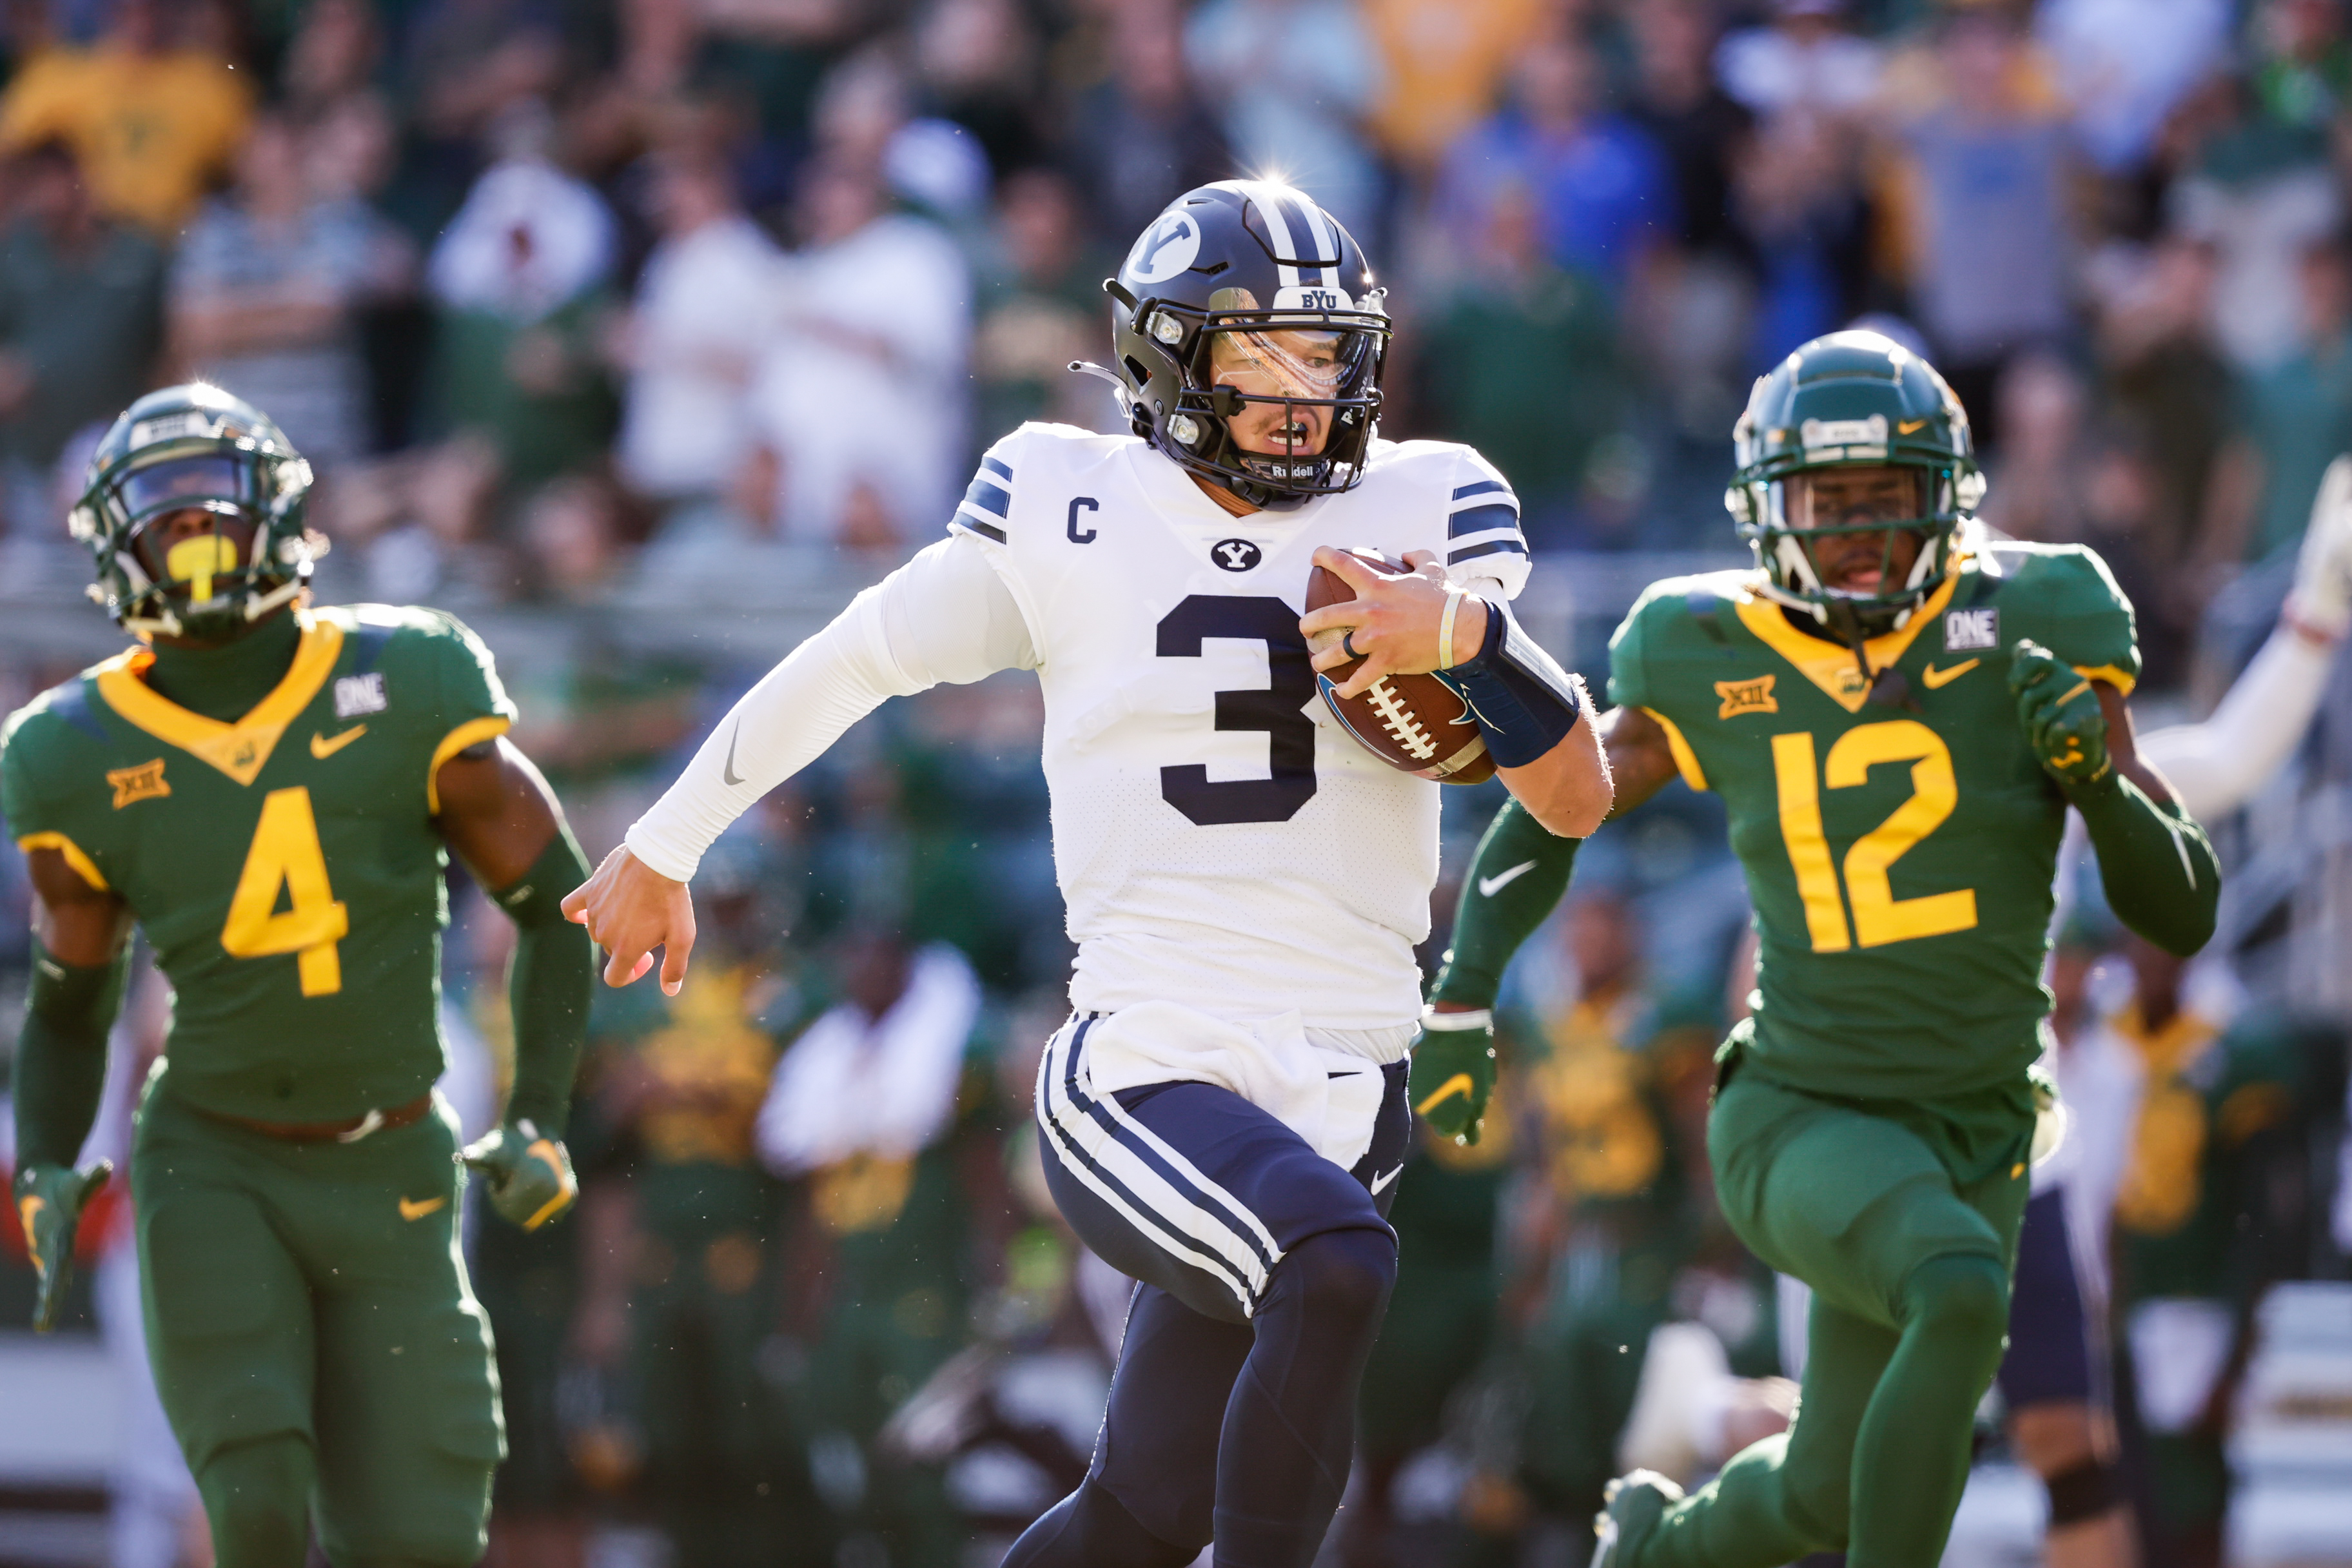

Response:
(7, 384), (594, 1567)
(566, 179), (1612, 1568)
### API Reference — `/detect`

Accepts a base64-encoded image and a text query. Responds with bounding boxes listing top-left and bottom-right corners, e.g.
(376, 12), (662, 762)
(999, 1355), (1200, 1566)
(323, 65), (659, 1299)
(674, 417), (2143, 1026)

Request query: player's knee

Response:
(1272, 1225), (1396, 1335)
(1003, 1477), (1204, 1568)
(1901, 1252), (2010, 1374)
(1779, 1443), (1852, 1545)
(200, 1436), (312, 1566)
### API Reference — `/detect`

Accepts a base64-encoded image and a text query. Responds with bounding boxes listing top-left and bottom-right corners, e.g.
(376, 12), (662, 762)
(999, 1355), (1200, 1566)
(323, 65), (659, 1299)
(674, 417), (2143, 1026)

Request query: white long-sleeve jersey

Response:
(628, 422), (1530, 1034)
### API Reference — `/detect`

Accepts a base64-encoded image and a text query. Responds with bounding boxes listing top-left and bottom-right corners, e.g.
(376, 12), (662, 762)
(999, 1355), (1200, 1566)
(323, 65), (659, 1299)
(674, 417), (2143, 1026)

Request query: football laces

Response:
(1364, 678), (1437, 760)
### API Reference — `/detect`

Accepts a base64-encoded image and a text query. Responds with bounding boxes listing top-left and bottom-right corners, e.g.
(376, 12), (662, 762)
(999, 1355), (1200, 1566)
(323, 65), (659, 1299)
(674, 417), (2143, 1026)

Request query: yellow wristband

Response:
(1438, 585), (1464, 669)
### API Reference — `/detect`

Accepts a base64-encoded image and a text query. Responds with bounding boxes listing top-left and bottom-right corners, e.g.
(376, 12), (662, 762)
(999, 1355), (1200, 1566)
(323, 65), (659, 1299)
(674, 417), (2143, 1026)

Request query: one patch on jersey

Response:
(107, 758), (170, 808)
(1210, 538), (1263, 573)
(335, 672), (387, 718)
(1944, 607), (1999, 652)
(1714, 675), (1778, 720)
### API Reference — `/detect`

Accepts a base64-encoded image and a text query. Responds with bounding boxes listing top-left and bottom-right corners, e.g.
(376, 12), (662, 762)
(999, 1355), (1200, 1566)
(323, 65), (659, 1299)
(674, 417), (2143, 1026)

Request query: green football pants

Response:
(1627, 1061), (2032, 1568)
(131, 1083), (504, 1568)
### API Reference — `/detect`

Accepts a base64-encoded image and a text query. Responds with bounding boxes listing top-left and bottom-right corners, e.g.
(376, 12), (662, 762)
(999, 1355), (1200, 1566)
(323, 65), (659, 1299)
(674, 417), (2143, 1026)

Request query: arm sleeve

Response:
(1428, 796), (1582, 1009)
(2077, 772), (2222, 957)
(626, 534), (1036, 881)
(1447, 447), (1531, 600)
(12, 945), (129, 1170)
(489, 828), (595, 1135)
(2136, 626), (2337, 821)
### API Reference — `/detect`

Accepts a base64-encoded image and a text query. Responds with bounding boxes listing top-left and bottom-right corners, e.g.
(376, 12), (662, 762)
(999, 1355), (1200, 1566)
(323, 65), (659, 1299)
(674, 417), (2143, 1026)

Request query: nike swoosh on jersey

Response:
(398, 1195), (447, 1222)
(309, 724), (368, 759)
(1921, 659), (1981, 690)
(1371, 1164), (1404, 1195)
(722, 719), (747, 787)
(1478, 859), (1539, 897)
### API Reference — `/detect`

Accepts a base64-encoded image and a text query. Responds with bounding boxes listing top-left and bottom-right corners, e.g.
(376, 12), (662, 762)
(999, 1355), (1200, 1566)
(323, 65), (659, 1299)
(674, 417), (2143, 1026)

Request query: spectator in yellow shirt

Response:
(0, 0), (251, 237)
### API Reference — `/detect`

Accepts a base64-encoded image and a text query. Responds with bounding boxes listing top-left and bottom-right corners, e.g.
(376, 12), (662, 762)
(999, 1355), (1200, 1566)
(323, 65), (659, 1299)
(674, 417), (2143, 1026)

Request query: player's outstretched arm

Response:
(2010, 640), (2220, 957)
(1415, 705), (1683, 1141)
(12, 849), (132, 1330)
(1301, 547), (1613, 837)
(566, 536), (1037, 992)
(435, 736), (593, 1230)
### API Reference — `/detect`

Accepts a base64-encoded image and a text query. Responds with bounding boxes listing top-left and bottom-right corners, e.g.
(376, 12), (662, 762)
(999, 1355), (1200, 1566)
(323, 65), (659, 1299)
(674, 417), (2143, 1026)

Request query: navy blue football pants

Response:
(1008, 1015), (1411, 1568)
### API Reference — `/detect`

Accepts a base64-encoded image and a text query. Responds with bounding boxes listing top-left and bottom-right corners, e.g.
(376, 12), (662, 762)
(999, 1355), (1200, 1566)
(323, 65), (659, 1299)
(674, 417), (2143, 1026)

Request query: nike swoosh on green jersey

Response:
(1478, 859), (1538, 897)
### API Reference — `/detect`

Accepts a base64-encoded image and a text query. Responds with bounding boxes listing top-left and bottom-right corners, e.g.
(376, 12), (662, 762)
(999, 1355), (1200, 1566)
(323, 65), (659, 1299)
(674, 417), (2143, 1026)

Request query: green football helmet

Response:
(1725, 331), (1984, 642)
(69, 384), (318, 639)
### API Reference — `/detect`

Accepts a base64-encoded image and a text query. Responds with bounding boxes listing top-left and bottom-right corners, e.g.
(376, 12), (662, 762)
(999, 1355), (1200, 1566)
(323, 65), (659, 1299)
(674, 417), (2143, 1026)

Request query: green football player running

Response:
(1416, 331), (2219, 1568)
(6, 384), (596, 1567)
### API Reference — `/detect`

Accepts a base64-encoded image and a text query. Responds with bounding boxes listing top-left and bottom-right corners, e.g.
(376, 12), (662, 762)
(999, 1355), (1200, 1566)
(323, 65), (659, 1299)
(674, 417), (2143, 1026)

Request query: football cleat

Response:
(1590, 1469), (1685, 1568)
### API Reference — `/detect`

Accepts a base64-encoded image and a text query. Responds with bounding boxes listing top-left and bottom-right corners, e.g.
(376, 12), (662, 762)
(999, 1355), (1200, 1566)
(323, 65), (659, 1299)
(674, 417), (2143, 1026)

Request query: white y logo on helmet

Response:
(1127, 212), (1202, 284)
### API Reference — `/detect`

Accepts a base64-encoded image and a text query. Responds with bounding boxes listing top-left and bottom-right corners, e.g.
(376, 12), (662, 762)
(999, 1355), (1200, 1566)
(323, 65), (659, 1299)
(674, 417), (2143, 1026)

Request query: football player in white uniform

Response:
(565, 180), (1612, 1567)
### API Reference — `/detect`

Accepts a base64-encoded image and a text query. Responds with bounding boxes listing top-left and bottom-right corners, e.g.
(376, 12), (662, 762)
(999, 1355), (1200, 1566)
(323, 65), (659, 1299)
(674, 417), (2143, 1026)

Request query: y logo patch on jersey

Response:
(106, 758), (170, 808)
(334, 672), (387, 718)
(1944, 607), (1999, 652)
(1715, 675), (1779, 720)
(1211, 538), (1263, 573)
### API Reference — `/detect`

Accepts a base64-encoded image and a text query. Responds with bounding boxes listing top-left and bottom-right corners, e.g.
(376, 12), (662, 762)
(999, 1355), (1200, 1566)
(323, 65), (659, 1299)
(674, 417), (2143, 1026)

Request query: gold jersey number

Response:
(1770, 719), (1977, 952)
(220, 786), (349, 995)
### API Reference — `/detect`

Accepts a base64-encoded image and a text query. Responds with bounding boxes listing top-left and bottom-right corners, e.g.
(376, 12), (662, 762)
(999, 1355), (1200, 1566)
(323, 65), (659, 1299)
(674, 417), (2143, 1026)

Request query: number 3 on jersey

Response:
(1155, 595), (1318, 826)
(1771, 719), (1977, 952)
(221, 786), (349, 995)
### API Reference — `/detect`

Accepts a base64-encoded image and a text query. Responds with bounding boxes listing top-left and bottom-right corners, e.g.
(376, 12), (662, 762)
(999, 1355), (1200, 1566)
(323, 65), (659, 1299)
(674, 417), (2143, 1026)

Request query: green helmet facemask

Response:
(1725, 331), (1986, 645)
(71, 384), (317, 640)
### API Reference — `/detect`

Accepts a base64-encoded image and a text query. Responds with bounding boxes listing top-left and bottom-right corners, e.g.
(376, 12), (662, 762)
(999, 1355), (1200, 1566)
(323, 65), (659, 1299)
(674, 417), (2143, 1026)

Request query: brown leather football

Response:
(1306, 549), (1496, 785)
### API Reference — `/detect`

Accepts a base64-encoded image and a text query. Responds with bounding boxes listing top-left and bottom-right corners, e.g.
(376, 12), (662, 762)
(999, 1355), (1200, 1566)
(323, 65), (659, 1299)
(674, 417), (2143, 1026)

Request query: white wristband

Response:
(1438, 585), (1464, 670)
(1419, 1006), (1493, 1031)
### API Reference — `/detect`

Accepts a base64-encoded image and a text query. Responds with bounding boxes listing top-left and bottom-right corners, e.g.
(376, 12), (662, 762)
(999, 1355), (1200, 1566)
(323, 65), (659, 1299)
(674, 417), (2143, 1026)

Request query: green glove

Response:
(1410, 1008), (1496, 1145)
(14, 1160), (110, 1332)
(459, 1120), (577, 1231)
(2009, 638), (2111, 795)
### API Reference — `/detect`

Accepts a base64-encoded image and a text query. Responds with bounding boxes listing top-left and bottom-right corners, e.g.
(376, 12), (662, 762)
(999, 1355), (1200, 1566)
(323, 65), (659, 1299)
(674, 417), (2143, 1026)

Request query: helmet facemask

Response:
(1732, 455), (1982, 643)
(74, 436), (316, 640)
(1135, 291), (1387, 509)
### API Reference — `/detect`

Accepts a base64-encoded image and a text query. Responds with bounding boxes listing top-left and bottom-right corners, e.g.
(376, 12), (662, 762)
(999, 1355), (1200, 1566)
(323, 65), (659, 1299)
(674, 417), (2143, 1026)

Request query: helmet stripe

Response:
(1295, 197), (1339, 288)
(1253, 184), (1302, 293)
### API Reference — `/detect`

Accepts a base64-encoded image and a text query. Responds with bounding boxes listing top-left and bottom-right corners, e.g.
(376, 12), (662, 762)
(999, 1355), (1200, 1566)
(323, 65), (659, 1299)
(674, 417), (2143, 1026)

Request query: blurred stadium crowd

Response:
(0, 0), (2350, 1566)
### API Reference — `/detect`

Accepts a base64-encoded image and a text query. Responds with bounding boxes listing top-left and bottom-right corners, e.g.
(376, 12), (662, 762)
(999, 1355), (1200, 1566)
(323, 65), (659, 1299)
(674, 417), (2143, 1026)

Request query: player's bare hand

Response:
(562, 845), (696, 993)
(1299, 546), (1488, 700)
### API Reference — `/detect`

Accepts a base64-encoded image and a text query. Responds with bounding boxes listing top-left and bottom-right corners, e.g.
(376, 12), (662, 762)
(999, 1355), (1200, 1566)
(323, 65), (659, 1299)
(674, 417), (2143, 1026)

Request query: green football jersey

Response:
(1, 605), (516, 1123)
(1608, 541), (2140, 1101)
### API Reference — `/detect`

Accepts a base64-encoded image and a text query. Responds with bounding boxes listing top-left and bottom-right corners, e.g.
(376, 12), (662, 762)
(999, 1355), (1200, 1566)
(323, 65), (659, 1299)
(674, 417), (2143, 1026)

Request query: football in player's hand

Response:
(1306, 551), (1496, 784)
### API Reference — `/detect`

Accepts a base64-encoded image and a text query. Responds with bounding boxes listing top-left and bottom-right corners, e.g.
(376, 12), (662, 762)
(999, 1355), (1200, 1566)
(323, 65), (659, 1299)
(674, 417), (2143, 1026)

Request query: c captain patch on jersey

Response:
(943, 420), (1528, 1029)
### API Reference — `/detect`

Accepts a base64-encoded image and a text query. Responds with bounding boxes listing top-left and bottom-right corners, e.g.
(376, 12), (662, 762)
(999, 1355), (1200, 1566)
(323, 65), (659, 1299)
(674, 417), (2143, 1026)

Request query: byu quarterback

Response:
(566, 179), (1611, 1568)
